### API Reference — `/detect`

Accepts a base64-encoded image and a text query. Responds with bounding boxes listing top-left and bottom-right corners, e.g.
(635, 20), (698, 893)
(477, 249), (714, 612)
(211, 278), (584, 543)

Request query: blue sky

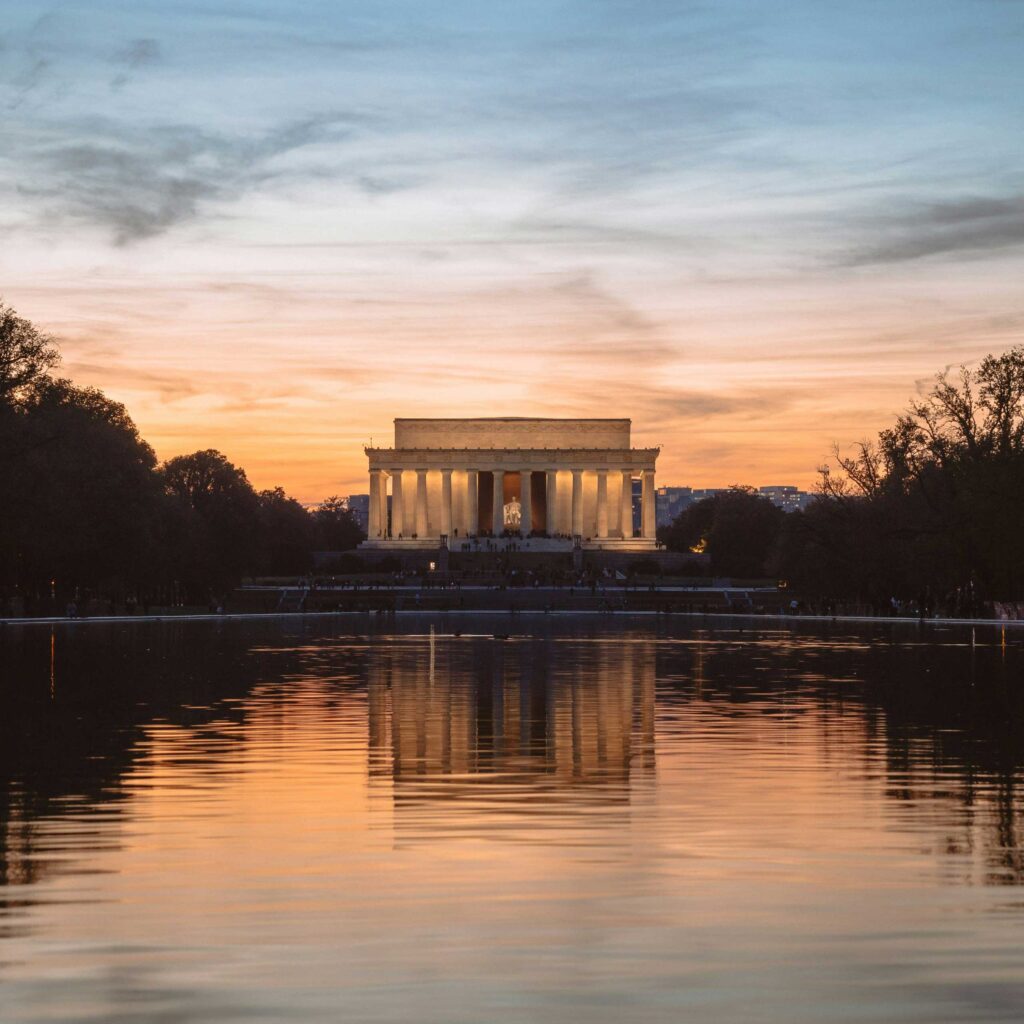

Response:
(2, 0), (1022, 496)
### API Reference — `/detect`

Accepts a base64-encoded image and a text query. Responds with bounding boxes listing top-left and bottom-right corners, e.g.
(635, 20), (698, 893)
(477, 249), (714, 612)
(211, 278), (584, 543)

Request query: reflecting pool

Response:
(2, 616), (1024, 1022)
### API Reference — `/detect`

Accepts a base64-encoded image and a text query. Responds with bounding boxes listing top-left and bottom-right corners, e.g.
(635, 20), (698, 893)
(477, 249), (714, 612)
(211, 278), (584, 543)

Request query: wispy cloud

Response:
(109, 37), (161, 90)
(3, 0), (1023, 496)
(11, 114), (357, 243)
(68, 362), (200, 402)
(842, 193), (1024, 265)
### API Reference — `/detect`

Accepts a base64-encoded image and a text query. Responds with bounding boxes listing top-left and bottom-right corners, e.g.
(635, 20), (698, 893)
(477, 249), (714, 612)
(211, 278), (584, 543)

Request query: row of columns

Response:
(368, 468), (656, 539)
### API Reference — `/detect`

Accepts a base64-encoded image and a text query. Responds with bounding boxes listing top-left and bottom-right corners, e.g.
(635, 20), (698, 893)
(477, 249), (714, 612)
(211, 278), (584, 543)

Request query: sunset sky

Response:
(3, 0), (1022, 500)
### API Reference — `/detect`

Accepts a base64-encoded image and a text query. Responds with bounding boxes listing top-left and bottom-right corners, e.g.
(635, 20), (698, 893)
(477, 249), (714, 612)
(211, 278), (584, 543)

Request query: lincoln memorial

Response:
(361, 417), (659, 551)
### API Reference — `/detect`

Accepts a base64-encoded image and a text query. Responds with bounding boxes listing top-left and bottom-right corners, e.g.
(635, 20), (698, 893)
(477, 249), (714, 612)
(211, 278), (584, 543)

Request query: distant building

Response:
(655, 486), (729, 527)
(656, 483), (814, 526)
(655, 486), (692, 527)
(690, 487), (730, 503)
(341, 493), (370, 532)
(757, 486), (815, 512)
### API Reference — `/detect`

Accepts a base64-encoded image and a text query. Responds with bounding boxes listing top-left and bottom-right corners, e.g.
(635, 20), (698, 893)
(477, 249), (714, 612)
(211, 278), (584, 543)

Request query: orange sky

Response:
(4, 2), (1022, 501)
(9, 249), (1021, 501)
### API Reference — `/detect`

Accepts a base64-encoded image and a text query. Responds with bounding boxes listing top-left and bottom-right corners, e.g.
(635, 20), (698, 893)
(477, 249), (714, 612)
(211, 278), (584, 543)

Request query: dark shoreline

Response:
(3, 608), (1023, 630)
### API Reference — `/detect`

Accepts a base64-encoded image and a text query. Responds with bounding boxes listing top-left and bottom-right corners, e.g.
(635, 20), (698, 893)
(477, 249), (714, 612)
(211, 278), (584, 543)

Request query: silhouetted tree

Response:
(661, 487), (784, 578)
(778, 347), (1024, 606)
(0, 301), (60, 405)
(1, 305), (346, 607)
(258, 487), (316, 575)
(1, 378), (162, 603)
(159, 450), (262, 589)
(313, 496), (365, 551)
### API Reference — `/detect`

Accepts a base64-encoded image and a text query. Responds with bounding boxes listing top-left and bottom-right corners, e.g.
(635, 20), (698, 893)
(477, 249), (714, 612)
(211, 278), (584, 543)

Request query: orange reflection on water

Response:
(2, 623), (1024, 1024)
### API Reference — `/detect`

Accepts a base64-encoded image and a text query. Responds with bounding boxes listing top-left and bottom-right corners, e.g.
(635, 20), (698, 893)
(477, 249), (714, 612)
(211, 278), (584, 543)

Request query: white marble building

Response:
(361, 418), (659, 551)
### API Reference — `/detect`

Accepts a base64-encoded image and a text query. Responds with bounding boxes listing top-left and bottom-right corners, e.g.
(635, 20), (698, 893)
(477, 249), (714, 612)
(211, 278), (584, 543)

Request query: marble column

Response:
(415, 469), (429, 538)
(378, 473), (388, 538)
(369, 469), (382, 537)
(519, 471), (532, 536)
(440, 469), (453, 538)
(596, 469), (608, 539)
(492, 469), (505, 535)
(641, 469), (656, 539)
(621, 470), (633, 538)
(571, 469), (583, 538)
(545, 470), (558, 535)
(467, 470), (479, 535)
(391, 469), (404, 537)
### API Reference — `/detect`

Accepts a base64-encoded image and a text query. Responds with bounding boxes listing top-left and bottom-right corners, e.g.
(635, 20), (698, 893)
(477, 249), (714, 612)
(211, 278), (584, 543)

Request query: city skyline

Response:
(4, 1), (1022, 501)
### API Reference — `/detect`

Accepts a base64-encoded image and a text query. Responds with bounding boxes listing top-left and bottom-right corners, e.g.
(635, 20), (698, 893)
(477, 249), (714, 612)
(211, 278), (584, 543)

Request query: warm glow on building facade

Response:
(362, 418), (659, 551)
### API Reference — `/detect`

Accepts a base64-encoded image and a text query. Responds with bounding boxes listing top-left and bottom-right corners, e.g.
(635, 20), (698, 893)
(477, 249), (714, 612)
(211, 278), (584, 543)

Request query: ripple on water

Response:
(0, 617), (1022, 1023)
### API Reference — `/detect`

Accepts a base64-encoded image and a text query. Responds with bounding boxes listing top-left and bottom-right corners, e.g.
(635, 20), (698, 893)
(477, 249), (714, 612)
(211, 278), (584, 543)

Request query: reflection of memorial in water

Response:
(367, 635), (656, 824)
(4, 615), (1024, 946)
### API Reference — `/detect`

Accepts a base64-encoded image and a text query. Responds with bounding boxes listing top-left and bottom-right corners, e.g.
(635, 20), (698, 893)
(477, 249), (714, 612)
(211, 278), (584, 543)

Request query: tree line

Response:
(660, 346), (1024, 615)
(0, 303), (364, 613)
(5, 301), (1023, 617)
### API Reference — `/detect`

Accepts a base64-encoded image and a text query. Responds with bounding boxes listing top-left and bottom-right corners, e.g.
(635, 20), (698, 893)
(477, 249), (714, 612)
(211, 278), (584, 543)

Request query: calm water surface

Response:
(2, 616), (1024, 1023)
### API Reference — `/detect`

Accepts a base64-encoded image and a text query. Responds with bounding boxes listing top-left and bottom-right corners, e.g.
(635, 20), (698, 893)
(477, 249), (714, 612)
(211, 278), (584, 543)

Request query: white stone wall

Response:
(395, 418), (631, 451)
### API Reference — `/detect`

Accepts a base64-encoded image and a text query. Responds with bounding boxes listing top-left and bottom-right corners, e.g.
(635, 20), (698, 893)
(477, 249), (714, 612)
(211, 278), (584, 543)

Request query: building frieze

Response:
(365, 447), (660, 471)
